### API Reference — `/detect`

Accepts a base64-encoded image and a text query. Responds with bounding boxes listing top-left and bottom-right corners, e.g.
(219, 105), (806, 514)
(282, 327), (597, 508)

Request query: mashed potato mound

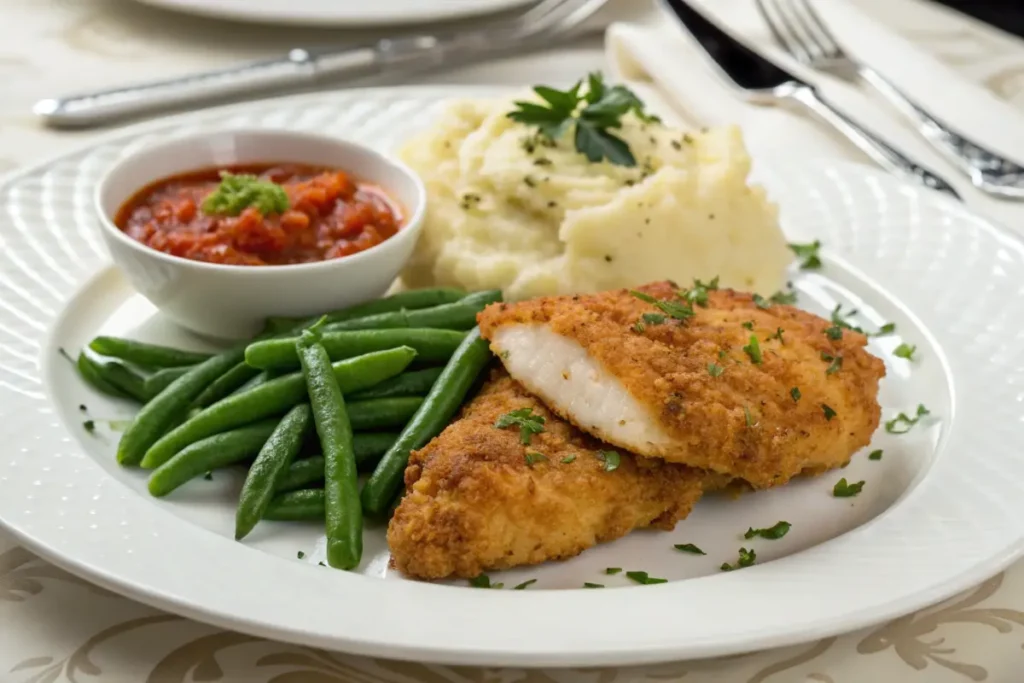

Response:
(400, 95), (791, 300)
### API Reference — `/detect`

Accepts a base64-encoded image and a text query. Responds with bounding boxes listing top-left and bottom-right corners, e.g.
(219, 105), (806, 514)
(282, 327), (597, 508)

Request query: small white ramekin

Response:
(94, 128), (426, 340)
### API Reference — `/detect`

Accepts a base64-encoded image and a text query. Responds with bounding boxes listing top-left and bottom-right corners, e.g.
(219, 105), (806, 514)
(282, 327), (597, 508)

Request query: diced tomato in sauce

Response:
(114, 163), (403, 266)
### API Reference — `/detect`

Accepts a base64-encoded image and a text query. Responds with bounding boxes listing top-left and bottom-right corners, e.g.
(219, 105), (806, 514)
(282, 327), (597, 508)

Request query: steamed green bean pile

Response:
(72, 287), (499, 570)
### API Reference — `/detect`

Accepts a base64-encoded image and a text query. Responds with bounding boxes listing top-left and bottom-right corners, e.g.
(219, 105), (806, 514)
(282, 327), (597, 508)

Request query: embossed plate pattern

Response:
(0, 87), (1021, 666)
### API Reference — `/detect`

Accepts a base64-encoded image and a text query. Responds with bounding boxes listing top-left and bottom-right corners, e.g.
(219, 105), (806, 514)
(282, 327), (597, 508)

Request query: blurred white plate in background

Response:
(130, 0), (536, 26)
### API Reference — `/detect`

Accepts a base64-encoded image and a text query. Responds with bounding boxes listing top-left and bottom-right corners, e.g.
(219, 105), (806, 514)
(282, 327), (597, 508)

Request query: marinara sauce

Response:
(114, 163), (403, 266)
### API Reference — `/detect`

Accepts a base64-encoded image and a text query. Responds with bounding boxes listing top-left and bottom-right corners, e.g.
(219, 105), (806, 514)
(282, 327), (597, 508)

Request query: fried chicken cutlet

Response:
(388, 369), (706, 580)
(478, 281), (885, 489)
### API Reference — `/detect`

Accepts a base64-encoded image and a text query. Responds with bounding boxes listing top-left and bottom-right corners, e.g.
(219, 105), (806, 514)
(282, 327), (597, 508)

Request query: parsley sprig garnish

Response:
(744, 521), (791, 540)
(507, 72), (659, 166)
(885, 404), (930, 434)
(495, 408), (546, 445)
(202, 171), (290, 217)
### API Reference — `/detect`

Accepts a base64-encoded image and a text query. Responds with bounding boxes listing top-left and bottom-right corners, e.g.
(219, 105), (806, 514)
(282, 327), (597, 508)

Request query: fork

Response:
(34, 0), (608, 129)
(755, 0), (1024, 200)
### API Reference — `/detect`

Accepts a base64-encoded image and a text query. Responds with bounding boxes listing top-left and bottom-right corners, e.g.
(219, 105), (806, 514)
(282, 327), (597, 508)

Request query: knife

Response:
(658, 0), (960, 199)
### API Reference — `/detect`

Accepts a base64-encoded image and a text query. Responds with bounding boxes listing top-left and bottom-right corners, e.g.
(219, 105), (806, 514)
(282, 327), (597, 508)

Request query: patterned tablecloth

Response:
(1, 0), (1024, 681)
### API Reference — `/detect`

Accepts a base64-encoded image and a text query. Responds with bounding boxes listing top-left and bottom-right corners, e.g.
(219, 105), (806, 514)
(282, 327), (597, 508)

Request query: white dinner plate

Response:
(130, 0), (534, 27)
(0, 87), (1022, 667)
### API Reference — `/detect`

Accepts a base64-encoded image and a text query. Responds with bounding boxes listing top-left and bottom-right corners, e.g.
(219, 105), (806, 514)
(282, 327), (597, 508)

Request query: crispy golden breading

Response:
(388, 369), (706, 580)
(478, 281), (885, 489)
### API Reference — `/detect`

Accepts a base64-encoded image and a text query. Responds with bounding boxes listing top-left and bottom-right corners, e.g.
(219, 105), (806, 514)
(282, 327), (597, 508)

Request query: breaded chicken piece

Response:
(478, 281), (885, 489)
(388, 369), (706, 580)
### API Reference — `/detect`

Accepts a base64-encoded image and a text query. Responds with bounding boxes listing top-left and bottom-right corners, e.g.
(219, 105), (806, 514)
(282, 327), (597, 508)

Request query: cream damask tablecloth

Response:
(2, 0), (1024, 681)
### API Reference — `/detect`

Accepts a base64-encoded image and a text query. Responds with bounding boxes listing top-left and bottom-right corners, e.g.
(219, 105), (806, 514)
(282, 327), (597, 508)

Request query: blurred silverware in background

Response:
(33, 0), (608, 129)
(756, 0), (1024, 200)
(660, 0), (960, 198)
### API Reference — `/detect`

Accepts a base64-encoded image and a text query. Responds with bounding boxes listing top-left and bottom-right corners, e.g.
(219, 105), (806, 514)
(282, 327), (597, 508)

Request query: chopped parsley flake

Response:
(707, 362), (724, 377)
(825, 324), (843, 341)
(720, 547), (757, 571)
(894, 343), (917, 360)
(632, 322), (646, 333)
(495, 408), (546, 445)
(583, 582), (605, 588)
(203, 472), (213, 481)
(642, 312), (666, 325)
(790, 387), (801, 402)
(752, 294), (771, 309)
(78, 404), (87, 412)
(822, 404), (837, 420)
(742, 321), (754, 330)
(597, 450), (620, 472)
(744, 405), (757, 427)
(560, 455), (577, 464)
(868, 449), (883, 461)
(744, 521), (791, 540)
(469, 574), (503, 589)
(297, 551), (305, 559)
(630, 290), (694, 321)
(830, 305), (864, 334)
(769, 327), (785, 344)
(822, 353), (843, 375)
(885, 404), (930, 434)
(626, 570), (668, 585)
(789, 240), (822, 269)
(514, 579), (538, 590)
(769, 290), (798, 305)
(743, 335), (762, 364)
(605, 567), (623, 574)
(524, 452), (548, 466)
(873, 323), (897, 337)
(82, 420), (96, 433)
(681, 277), (718, 307)
(833, 478), (865, 497)
(674, 543), (705, 555)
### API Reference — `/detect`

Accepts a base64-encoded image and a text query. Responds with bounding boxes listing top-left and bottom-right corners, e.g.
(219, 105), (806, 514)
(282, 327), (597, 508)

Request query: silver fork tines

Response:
(756, 0), (1024, 200)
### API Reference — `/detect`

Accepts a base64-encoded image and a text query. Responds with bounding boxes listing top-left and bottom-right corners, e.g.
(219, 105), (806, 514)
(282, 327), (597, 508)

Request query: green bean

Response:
(92, 357), (149, 403)
(272, 287), (468, 330)
(325, 290), (502, 333)
(235, 404), (312, 540)
(143, 367), (191, 400)
(245, 328), (466, 371)
(139, 347), (416, 470)
(117, 347), (246, 466)
(232, 370), (275, 396)
(276, 432), (399, 492)
(264, 489), (324, 522)
(361, 327), (492, 515)
(88, 336), (212, 368)
(349, 367), (443, 401)
(147, 420), (279, 497)
(346, 397), (424, 431)
(76, 351), (130, 399)
(191, 362), (261, 408)
(298, 322), (362, 570)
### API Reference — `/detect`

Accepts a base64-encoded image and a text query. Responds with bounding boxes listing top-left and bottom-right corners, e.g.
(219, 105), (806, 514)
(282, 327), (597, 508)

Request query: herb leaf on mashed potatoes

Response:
(399, 73), (793, 300)
(508, 72), (660, 167)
